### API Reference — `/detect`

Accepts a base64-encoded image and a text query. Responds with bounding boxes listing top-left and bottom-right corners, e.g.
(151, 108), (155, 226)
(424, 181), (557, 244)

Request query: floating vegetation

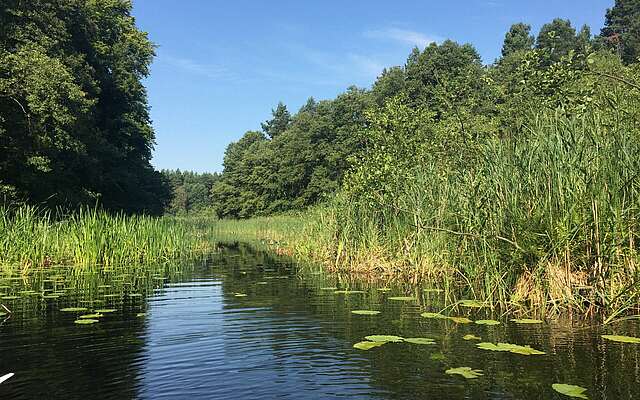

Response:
(353, 341), (386, 350)
(420, 312), (471, 323)
(404, 337), (436, 345)
(1, 296), (18, 300)
(94, 309), (117, 313)
(423, 288), (444, 293)
(463, 334), (482, 341)
(334, 290), (365, 294)
(477, 342), (545, 355)
(234, 293), (247, 297)
(74, 319), (99, 325)
(256, 282), (269, 285)
(42, 294), (61, 299)
(511, 318), (543, 324)
(602, 335), (640, 344)
(446, 367), (484, 379)
(430, 352), (445, 361)
(79, 314), (103, 319)
(128, 293), (143, 297)
(449, 316), (473, 324)
(377, 288), (391, 292)
(458, 300), (487, 308)
(388, 296), (415, 301)
(552, 383), (588, 399)
(136, 313), (146, 317)
(320, 287), (337, 290)
(475, 319), (500, 326)
(351, 310), (381, 315)
(60, 307), (88, 312)
(365, 335), (404, 343)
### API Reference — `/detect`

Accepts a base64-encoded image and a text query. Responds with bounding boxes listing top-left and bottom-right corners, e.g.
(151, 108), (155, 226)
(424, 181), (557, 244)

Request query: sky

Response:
(132, 0), (613, 173)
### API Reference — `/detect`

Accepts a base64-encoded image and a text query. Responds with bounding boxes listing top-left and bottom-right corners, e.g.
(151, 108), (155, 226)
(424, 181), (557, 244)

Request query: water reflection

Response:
(0, 243), (638, 399)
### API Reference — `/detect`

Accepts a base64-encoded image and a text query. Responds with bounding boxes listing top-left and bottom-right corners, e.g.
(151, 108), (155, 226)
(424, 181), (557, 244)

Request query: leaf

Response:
(234, 293), (247, 297)
(94, 309), (117, 313)
(421, 312), (448, 319)
(602, 335), (640, 344)
(60, 307), (88, 312)
(74, 319), (99, 325)
(463, 334), (482, 341)
(458, 300), (487, 308)
(334, 290), (365, 294)
(136, 313), (146, 317)
(351, 310), (381, 315)
(448, 316), (473, 324)
(423, 288), (444, 293)
(377, 288), (392, 292)
(388, 296), (415, 301)
(320, 287), (337, 290)
(365, 335), (404, 343)
(446, 367), (483, 379)
(404, 337), (436, 345)
(79, 313), (103, 319)
(511, 318), (543, 324)
(477, 342), (545, 355)
(552, 383), (588, 399)
(475, 319), (500, 326)
(353, 341), (386, 350)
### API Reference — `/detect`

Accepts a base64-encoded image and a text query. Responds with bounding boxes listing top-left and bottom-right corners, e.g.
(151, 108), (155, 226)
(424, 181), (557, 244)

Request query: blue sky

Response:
(132, 0), (613, 173)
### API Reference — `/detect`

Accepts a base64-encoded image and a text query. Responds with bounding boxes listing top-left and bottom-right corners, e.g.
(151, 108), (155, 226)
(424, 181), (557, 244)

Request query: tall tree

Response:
(536, 19), (578, 63)
(501, 23), (535, 58)
(261, 102), (291, 139)
(601, 0), (640, 63)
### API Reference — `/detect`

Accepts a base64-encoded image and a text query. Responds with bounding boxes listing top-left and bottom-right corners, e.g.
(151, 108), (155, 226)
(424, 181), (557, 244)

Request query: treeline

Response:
(0, 0), (170, 214)
(211, 2), (638, 219)
(162, 170), (220, 215)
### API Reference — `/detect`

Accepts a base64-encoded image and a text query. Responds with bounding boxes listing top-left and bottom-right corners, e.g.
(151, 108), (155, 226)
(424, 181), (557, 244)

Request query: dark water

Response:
(0, 243), (639, 400)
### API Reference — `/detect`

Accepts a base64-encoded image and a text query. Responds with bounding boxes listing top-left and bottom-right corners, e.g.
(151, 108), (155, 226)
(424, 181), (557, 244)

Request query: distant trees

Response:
(601, 0), (640, 63)
(501, 23), (535, 58)
(162, 170), (220, 215)
(0, 0), (170, 214)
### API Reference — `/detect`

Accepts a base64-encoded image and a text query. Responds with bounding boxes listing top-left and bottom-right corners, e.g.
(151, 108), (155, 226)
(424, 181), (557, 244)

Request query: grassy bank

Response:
(0, 206), (218, 272)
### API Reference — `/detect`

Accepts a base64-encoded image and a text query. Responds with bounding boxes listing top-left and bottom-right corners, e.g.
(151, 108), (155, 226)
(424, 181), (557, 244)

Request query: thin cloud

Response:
(161, 54), (232, 80)
(365, 28), (441, 48)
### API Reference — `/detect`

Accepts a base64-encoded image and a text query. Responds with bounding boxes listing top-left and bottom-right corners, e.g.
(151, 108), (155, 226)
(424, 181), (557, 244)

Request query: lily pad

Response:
(458, 300), (487, 308)
(388, 296), (415, 301)
(421, 312), (448, 319)
(42, 294), (61, 299)
(552, 383), (588, 399)
(320, 287), (337, 290)
(463, 334), (482, 341)
(446, 367), (483, 379)
(477, 342), (545, 355)
(353, 341), (386, 350)
(448, 316), (473, 324)
(136, 313), (146, 317)
(404, 337), (436, 345)
(79, 313), (103, 319)
(365, 335), (404, 343)
(256, 282), (269, 285)
(602, 335), (640, 344)
(334, 290), (365, 294)
(377, 288), (392, 292)
(60, 307), (88, 312)
(74, 319), (99, 325)
(351, 310), (381, 315)
(94, 309), (117, 313)
(475, 319), (500, 326)
(234, 293), (247, 297)
(423, 288), (444, 293)
(511, 318), (543, 324)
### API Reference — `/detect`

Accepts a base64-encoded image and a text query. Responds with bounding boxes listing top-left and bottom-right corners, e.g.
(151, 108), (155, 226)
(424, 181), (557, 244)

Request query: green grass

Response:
(0, 206), (219, 272)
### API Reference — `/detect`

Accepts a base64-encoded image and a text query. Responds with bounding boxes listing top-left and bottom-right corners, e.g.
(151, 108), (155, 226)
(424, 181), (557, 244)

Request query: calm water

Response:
(0, 243), (639, 399)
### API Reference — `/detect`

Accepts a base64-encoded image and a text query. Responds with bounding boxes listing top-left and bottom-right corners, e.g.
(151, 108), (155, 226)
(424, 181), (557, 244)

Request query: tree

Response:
(536, 19), (578, 63)
(601, 0), (640, 64)
(501, 23), (535, 58)
(261, 102), (291, 139)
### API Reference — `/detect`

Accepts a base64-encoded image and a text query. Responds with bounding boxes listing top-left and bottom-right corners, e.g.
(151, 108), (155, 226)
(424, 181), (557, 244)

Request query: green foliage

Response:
(0, 0), (169, 213)
(501, 23), (534, 58)
(601, 0), (640, 64)
(162, 170), (220, 215)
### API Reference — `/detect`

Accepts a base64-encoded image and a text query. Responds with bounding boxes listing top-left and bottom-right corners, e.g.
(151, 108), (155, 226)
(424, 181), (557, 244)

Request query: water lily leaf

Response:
(463, 334), (482, 341)
(602, 335), (640, 344)
(79, 313), (103, 319)
(136, 313), (146, 317)
(511, 318), (543, 324)
(94, 309), (117, 313)
(388, 296), (415, 301)
(320, 287), (337, 290)
(128, 293), (143, 297)
(446, 367), (483, 379)
(552, 383), (588, 399)
(423, 288), (444, 293)
(353, 341), (386, 350)
(365, 335), (404, 343)
(60, 307), (88, 312)
(475, 319), (500, 326)
(334, 290), (365, 294)
(458, 300), (487, 308)
(351, 310), (381, 315)
(404, 337), (436, 345)
(477, 342), (545, 355)
(43, 294), (61, 299)
(377, 288), (392, 292)
(234, 293), (247, 297)
(430, 352), (445, 361)
(74, 319), (99, 325)
(448, 316), (473, 324)
(421, 312), (448, 319)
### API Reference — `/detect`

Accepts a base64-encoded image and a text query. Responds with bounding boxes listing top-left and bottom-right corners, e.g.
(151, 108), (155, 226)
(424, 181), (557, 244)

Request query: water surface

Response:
(1, 243), (639, 399)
